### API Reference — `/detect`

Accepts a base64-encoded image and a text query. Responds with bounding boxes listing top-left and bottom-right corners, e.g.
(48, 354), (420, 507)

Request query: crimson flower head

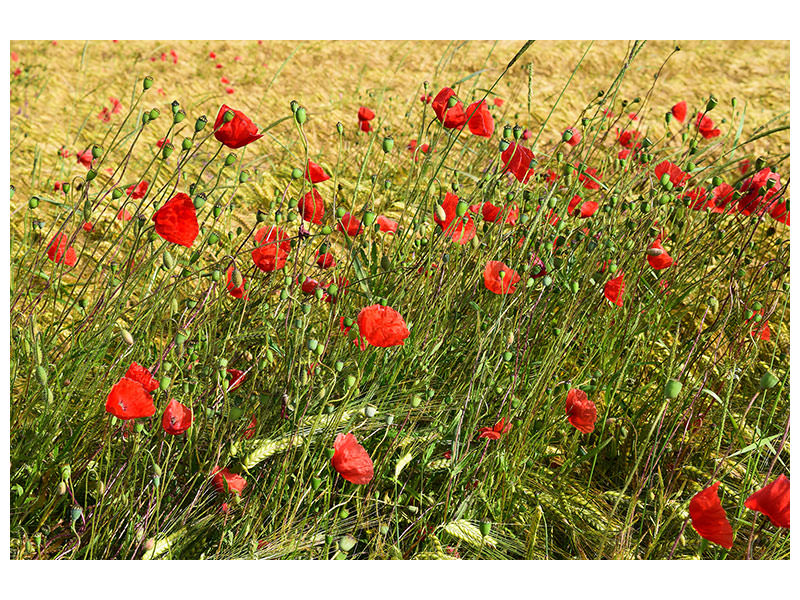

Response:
(563, 127), (581, 146)
(501, 143), (535, 184)
(738, 167), (782, 217)
(301, 276), (322, 295)
(604, 273), (625, 307)
(161, 398), (192, 435)
(125, 361), (160, 392)
(331, 433), (374, 485)
(46, 233), (77, 267)
(126, 180), (148, 200)
(568, 195), (599, 219)
(689, 482), (733, 549)
(152, 192), (199, 247)
(316, 251), (336, 269)
(478, 417), (512, 440)
(483, 260), (521, 295)
(76, 149), (93, 169)
(493, 98), (504, 107)
(357, 106), (375, 132)
(337, 213), (364, 236)
(213, 104), (263, 149)
(474, 202), (519, 225)
(305, 160), (330, 184)
(744, 474), (790, 529)
(376, 215), (398, 233)
(617, 129), (642, 149)
(227, 368), (247, 392)
(433, 192), (476, 244)
(225, 265), (248, 299)
(298, 189), (325, 224)
(654, 161), (689, 189)
(695, 112), (721, 139)
(252, 226), (291, 272)
(212, 466), (247, 495)
(671, 101), (687, 123)
(578, 165), (602, 190)
(565, 388), (597, 434)
(357, 304), (410, 347)
(105, 362), (158, 420)
(432, 87), (467, 129)
(466, 100), (494, 138)
(647, 239), (674, 270)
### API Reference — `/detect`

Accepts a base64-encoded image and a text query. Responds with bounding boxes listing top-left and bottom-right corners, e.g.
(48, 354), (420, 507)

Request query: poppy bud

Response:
(363, 211), (376, 227)
(336, 122), (344, 135)
(28, 197), (39, 209)
(759, 371), (779, 390)
(195, 115), (208, 132)
(159, 376), (171, 389)
(239, 170), (249, 183)
(336, 206), (346, 219)
(512, 125), (522, 140)
(295, 107), (307, 124)
(411, 395), (422, 408)
(382, 137), (394, 153)
(57, 481), (67, 496)
(213, 204), (223, 218)
(479, 522), (491, 537)
(161, 143), (173, 159)
(346, 375), (356, 388)
(231, 268), (243, 289)
(314, 287), (324, 300)
(435, 204), (447, 222)
(335, 360), (344, 372)
(163, 251), (175, 269)
(120, 328), (134, 346)
(71, 505), (82, 523)
(664, 379), (682, 399)
(455, 201), (469, 217)
(665, 111), (673, 125)
(705, 95), (718, 112)
(365, 406), (377, 418)
(499, 139), (510, 152)
(149, 108), (160, 121)
(143, 75), (153, 90)
(63, 183), (70, 194)
(86, 169), (97, 181)
(173, 110), (186, 124)
(543, 275), (553, 287)
(207, 232), (219, 244)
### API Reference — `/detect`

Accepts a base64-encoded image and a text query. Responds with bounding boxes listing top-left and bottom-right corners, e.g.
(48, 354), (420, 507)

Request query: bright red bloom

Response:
(116, 208), (133, 221)
(243, 415), (257, 440)
(744, 474), (790, 529)
(76, 149), (93, 169)
(357, 304), (410, 347)
(647, 239), (673, 270)
(578, 165), (602, 190)
(466, 100), (494, 138)
(225, 265), (247, 299)
(689, 482), (733, 549)
(483, 260), (521, 295)
(738, 159), (751, 175)
(769, 199), (790, 226)
(301, 277), (322, 295)
(710, 184), (736, 214)
(316, 251), (336, 269)
(654, 161), (689, 188)
(738, 168), (782, 217)
(82, 222), (93, 232)
(297, 189), (325, 224)
(474, 202), (519, 225)
(252, 226), (291, 272)
(109, 97), (122, 114)
(337, 213), (364, 236)
(695, 112), (721, 139)
(161, 398), (192, 435)
(156, 138), (170, 149)
(125, 362), (159, 392)
(212, 466), (247, 495)
(226, 368), (246, 392)
(420, 94), (433, 104)
(478, 417), (512, 440)
(126, 180), (149, 200)
(106, 364), (158, 420)
(213, 104), (262, 149)
(500, 143), (535, 184)
(563, 127), (581, 146)
(331, 433), (374, 485)
(433, 192), (476, 244)
(604, 273), (625, 307)
(431, 87), (467, 129)
(305, 160), (330, 184)
(746, 310), (771, 341)
(568, 195), (598, 218)
(565, 388), (597, 434)
(617, 129), (642, 149)
(152, 192), (199, 247)
(493, 98), (504, 107)
(376, 215), (398, 233)
(98, 107), (111, 122)
(671, 101), (687, 123)
(359, 119), (372, 133)
(46, 233), (77, 266)
(357, 106), (375, 122)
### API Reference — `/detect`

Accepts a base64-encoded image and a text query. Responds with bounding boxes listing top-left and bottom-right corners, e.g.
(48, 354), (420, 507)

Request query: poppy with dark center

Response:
(337, 213), (364, 236)
(161, 399), (193, 435)
(316, 251), (336, 269)
(357, 304), (410, 347)
(689, 482), (733, 549)
(465, 100), (494, 138)
(568, 195), (599, 218)
(500, 142), (535, 184)
(604, 272), (625, 307)
(565, 388), (597, 433)
(483, 260), (521, 295)
(46, 233), (77, 267)
(331, 433), (374, 485)
(376, 215), (398, 233)
(431, 87), (467, 129)
(225, 265), (247, 299)
(671, 100), (687, 123)
(251, 225), (291, 272)
(152, 193), (199, 247)
(654, 160), (689, 188)
(647, 239), (674, 270)
(478, 417), (512, 440)
(126, 180), (148, 200)
(297, 189), (325, 224)
(433, 192), (476, 245)
(125, 362), (160, 392)
(213, 104), (263, 149)
(617, 129), (642, 149)
(211, 466), (247, 495)
(744, 474), (790, 529)
(695, 112), (721, 139)
(563, 127), (581, 146)
(305, 160), (330, 183)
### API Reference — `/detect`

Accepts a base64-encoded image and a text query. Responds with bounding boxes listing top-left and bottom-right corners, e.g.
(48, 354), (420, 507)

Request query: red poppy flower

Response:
(305, 160), (330, 184)
(501, 143), (535, 184)
(225, 88), (235, 95)
(297, 189), (325, 224)
(359, 119), (372, 133)
(161, 398), (192, 435)
(301, 277), (322, 295)
(155, 138), (170, 149)
(493, 98), (504, 107)
(106, 364), (158, 420)
(689, 482), (733, 549)
(243, 415), (257, 440)
(738, 159), (751, 175)
(769, 199), (790, 226)
(671, 101), (687, 123)
(483, 260), (521, 295)
(126, 180), (149, 200)
(617, 129), (642, 149)
(116, 208), (133, 221)
(331, 433), (374, 485)
(226, 368), (247, 392)
(213, 104), (263, 149)
(654, 161), (689, 189)
(337, 213), (364, 236)
(521, 129), (533, 140)
(225, 265), (247, 299)
(466, 100), (494, 138)
(568, 195), (599, 219)
(647, 239), (673, 270)
(420, 94), (433, 104)
(125, 362), (159, 392)
(152, 192), (199, 247)
(475, 202), (519, 225)
(376, 215), (398, 233)
(745, 310), (771, 341)
(695, 113), (721, 139)
(738, 168), (782, 217)
(212, 466), (247, 495)
(604, 273), (625, 307)
(316, 251), (336, 269)
(98, 107), (111, 122)
(357, 106), (375, 122)
(82, 222), (93, 232)
(110, 97), (122, 113)
(565, 388), (597, 434)
(431, 87), (467, 129)
(744, 474), (790, 529)
(563, 127), (581, 146)
(76, 149), (93, 169)
(618, 149), (631, 160)
(252, 226), (291, 272)
(578, 165), (602, 190)
(11, 51), (19, 62)
(479, 417), (512, 440)
(357, 304), (410, 347)
(46, 233), (77, 266)
(433, 192), (476, 245)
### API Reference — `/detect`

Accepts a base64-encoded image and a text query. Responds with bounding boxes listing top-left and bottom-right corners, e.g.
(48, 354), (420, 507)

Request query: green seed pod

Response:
(213, 204), (223, 218)
(336, 122), (344, 135)
(759, 371), (779, 390)
(295, 107), (307, 124)
(706, 95), (718, 112)
(163, 251), (175, 269)
(149, 108), (160, 121)
(502, 351), (513, 362)
(499, 139), (510, 152)
(346, 375), (357, 388)
(335, 360), (344, 372)
(224, 153), (236, 167)
(159, 376), (171, 389)
(112, 187), (123, 200)
(456, 201), (468, 217)
(311, 477), (322, 490)
(143, 75), (153, 90)
(35, 365), (48, 386)
(479, 522), (491, 537)
(363, 211), (376, 227)
(570, 281), (579, 294)
(28, 197), (39, 209)
(382, 137), (394, 153)
(223, 109), (235, 123)
(664, 379), (682, 399)
(321, 225), (333, 235)
(86, 169), (97, 181)
(161, 143), (174, 159)
(173, 110), (186, 124)
(195, 115), (208, 132)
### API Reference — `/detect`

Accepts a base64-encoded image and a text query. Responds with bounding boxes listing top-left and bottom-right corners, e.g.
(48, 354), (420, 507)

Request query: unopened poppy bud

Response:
(336, 206), (346, 219)
(499, 139), (510, 152)
(57, 481), (67, 496)
(759, 371), (779, 390)
(456, 201), (468, 217)
(143, 75), (153, 90)
(336, 122), (343, 135)
(335, 360), (344, 372)
(311, 476), (322, 490)
(411, 395), (422, 408)
(660, 173), (671, 187)
(173, 109), (186, 124)
(161, 143), (173, 159)
(321, 225), (333, 235)
(163, 251), (175, 269)
(479, 522), (491, 537)
(149, 108), (160, 121)
(570, 281), (579, 294)
(705, 95), (718, 112)
(646, 247), (664, 257)
(63, 183), (70, 194)
(435, 204), (447, 222)
(86, 169), (97, 181)
(665, 111), (673, 125)
(34, 365), (48, 386)
(314, 287), (324, 300)
(295, 107), (307, 125)
(346, 375), (357, 388)
(120, 328), (134, 346)
(239, 170), (249, 183)
(385, 414), (394, 425)
(231, 267), (243, 289)
(382, 136), (394, 153)
(365, 406), (376, 418)
(512, 125), (522, 140)
(664, 379), (682, 399)
(543, 276), (553, 287)
(195, 115), (208, 132)
(28, 197), (39, 209)
(731, 97), (738, 108)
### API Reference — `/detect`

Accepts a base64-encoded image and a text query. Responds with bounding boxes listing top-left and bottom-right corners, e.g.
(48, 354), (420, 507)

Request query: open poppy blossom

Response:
(431, 87), (467, 129)
(76, 149), (93, 169)
(473, 202), (519, 225)
(106, 362), (158, 420)
(479, 417), (512, 440)
(298, 189), (325, 224)
(433, 192), (476, 244)
(358, 106), (375, 132)
(82, 222), (93, 232)
(161, 398), (192, 435)
(305, 160), (330, 183)
(654, 161), (689, 189)
(695, 112), (721, 139)
(337, 213), (364, 236)
(671, 101), (687, 123)
(126, 180), (149, 200)
(226, 368), (247, 392)
(316, 251), (336, 269)
(225, 265), (247, 299)
(125, 362), (160, 392)
(466, 100), (494, 138)
(252, 226), (291, 272)
(156, 138), (170, 149)
(568, 195), (599, 218)
(744, 474), (790, 529)
(331, 433), (374, 485)
(563, 127), (581, 146)
(738, 168), (782, 217)
(604, 273), (625, 307)
(152, 192), (199, 247)
(647, 239), (674, 270)
(301, 276), (322, 295)
(769, 198), (790, 225)
(501, 143), (535, 184)
(484, 260), (521, 295)
(357, 304), (410, 347)
(46, 233), (77, 266)
(565, 388), (597, 434)
(689, 482), (733, 549)
(376, 215), (398, 233)
(745, 309), (771, 341)
(212, 466), (247, 495)
(617, 129), (642, 149)
(213, 104), (263, 149)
